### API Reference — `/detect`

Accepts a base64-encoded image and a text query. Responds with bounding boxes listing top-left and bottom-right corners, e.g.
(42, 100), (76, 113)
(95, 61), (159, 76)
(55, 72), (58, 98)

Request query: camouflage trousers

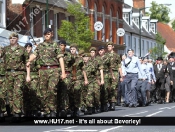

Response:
(72, 78), (83, 109)
(5, 71), (24, 114)
(109, 71), (119, 103)
(57, 72), (71, 111)
(39, 68), (59, 114)
(100, 72), (110, 105)
(86, 78), (100, 107)
(24, 72), (40, 113)
(0, 75), (6, 112)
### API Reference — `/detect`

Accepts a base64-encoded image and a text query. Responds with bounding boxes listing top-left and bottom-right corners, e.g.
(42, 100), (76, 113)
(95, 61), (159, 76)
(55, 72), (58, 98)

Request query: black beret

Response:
(58, 40), (67, 45)
(43, 28), (53, 35)
(168, 56), (174, 59)
(127, 49), (134, 52)
(25, 43), (33, 48)
(98, 46), (105, 51)
(157, 57), (163, 60)
(138, 57), (142, 59)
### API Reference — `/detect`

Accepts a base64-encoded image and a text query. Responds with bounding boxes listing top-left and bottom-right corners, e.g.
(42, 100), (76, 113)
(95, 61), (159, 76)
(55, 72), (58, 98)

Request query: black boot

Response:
(50, 111), (56, 117)
(92, 107), (96, 114)
(84, 107), (92, 115)
(110, 102), (115, 111)
(11, 113), (21, 122)
(59, 110), (67, 117)
(96, 106), (101, 113)
(101, 104), (108, 112)
(73, 108), (81, 117)
(0, 113), (5, 122)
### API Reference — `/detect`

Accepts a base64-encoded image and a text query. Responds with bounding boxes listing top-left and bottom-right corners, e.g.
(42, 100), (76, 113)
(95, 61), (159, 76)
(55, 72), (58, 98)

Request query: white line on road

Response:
(159, 106), (175, 110)
(146, 111), (163, 117)
(99, 126), (123, 132)
(51, 130), (98, 132)
(44, 126), (78, 132)
(123, 111), (148, 117)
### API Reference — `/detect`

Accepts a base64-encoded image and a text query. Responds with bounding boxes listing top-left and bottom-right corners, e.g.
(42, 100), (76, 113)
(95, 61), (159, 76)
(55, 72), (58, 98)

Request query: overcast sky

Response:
(125, 0), (175, 20)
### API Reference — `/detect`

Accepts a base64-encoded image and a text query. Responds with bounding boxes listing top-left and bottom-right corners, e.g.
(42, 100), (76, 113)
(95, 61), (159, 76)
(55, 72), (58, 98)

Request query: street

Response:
(1, 103), (175, 132)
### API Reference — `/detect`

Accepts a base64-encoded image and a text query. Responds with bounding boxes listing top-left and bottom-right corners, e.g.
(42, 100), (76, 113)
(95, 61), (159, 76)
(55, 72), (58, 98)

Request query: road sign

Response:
(94, 21), (103, 31)
(117, 28), (125, 37)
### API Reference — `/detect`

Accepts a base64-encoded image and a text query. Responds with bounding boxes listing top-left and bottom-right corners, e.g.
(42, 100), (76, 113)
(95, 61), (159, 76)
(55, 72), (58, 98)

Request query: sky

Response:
(124, 0), (175, 20)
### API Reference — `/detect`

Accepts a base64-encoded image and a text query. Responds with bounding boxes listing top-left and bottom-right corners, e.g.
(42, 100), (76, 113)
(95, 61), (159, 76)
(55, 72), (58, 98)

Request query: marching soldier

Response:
(26, 28), (66, 117)
(106, 42), (121, 110)
(57, 40), (75, 117)
(1, 33), (27, 120)
(25, 43), (40, 117)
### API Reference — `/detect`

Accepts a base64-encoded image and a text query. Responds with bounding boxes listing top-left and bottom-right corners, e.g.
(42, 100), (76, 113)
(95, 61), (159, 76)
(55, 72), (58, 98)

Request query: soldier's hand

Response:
(26, 76), (31, 82)
(84, 80), (89, 85)
(112, 76), (116, 81)
(72, 77), (76, 81)
(101, 80), (104, 85)
(120, 77), (123, 82)
(61, 73), (67, 80)
(26, 61), (31, 67)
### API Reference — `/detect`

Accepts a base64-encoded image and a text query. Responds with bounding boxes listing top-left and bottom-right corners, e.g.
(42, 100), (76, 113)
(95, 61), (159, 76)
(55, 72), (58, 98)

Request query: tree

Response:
(149, 1), (171, 23)
(172, 20), (175, 31)
(58, 3), (94, 51)
(150, 32), (167, 60)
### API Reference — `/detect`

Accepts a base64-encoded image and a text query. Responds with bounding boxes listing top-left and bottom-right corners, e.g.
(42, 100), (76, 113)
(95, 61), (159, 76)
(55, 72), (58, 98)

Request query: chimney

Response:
(133, 0), (145, 14)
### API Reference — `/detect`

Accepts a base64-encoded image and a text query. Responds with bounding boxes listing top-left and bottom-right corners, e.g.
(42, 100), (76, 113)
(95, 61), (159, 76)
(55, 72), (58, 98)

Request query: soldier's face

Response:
(99, 49), (105, 56)
(9, 37), (18, 45)
(128, 51), (134, 57)
(83, 57), (89, 62)
(143, 59), (147, 64)
(107, 45), (113, 51)
(59, 44), (66, 51)
(44, 32), (53, 41)
(90, 51), (96, 57)
(26, 46), (32, 53)
(169, 58), (174, 62)
(157, 60), (162, 64)
(70, 47), (77, 55)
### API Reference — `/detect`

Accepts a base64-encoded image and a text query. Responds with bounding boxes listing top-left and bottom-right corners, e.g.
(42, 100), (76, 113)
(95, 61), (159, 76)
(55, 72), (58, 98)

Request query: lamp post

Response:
(46, 0), (49, 27)
(139, 4), (171, 57)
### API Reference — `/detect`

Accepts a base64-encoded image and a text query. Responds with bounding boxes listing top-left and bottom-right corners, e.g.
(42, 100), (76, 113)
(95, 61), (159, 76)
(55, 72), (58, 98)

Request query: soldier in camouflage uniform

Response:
(70, 44), (84, 117)
(96, 46), (111, 112)
(106, 42), (121, 110)
(83, 47), (104, 114)
(0, 47), (6, 120)
(0, 33), (27, 119)
(26, 28), (66, 117)
(57, 40), (75, 117)
(24, 43), (40, 117)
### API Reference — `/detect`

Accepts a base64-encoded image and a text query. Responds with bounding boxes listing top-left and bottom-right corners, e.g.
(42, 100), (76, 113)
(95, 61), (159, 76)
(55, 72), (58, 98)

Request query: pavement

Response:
(1, 102), (175, 132)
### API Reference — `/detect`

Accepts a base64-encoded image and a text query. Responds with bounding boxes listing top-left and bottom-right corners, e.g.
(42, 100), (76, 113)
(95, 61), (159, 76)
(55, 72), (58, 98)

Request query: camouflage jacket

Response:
(1, 44), (27, 70)
(33, 41), (63, 66)
(107, 52), (121, 71)
(0, 57), (5, 75)
(72, 55), (84, 79)
(96, 54), (110, 72)
(26, 51), (38, 72)
(83, 58), (103, 79)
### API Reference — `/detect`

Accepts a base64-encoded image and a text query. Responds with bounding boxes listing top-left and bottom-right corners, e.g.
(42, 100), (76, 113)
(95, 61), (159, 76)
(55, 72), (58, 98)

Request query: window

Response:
(30, 8), (34, 36)
(128, 36), (131, 48)
(42, 10), (46, 36)
(0, 1), (2, 24)
(145, 21), (148, 30)
(116, 12), (119, 44)
(85, 0), (89, 14)
(150, 23), (155, 33)
(110, 9), (112, 41)
(151, 42), (153, 48)
(147, 41), (149, 53)
(142, 40), (144, 56)
(94, 3), (97, 40)
(133, 17), (139, 26)
(102, 6), (105, 42)
(123, 13), (129, 23)
(133, 37), (136, 52)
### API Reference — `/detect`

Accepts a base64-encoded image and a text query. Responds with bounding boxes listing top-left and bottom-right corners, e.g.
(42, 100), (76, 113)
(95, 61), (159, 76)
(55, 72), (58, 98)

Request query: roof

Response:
(157, 22), (175, 52)
(25, 0), (78, 9)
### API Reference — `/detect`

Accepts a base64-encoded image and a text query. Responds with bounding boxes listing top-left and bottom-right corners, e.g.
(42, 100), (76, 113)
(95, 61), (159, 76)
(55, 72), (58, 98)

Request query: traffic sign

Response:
(117, 28), (125, 37)
(94, 21), (103, 31)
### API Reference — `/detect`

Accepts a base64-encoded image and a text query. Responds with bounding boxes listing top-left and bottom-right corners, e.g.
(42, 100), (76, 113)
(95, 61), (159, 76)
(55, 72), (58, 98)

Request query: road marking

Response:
(146, 111), (163, 117)
(99, 126), (123, 132)
(159, 106), (175, 110)
(48, 130), (97, 132)
(123, 111), (148, 117)
(44, 126), (78, 132)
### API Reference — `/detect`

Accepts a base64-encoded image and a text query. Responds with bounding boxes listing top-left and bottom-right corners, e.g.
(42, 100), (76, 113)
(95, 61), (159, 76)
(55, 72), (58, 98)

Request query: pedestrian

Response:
(26, 28), (66, 117)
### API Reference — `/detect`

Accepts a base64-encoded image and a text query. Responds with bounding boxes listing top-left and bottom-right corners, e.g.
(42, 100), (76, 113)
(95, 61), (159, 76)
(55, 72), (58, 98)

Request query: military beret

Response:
(106, 41), (114, 46)
(168, 56), (174, 59)
(43, 28), (53, 35)
(138, 57), (142, 59)
(9, 32), (18, 39)
(78, 50), (85, 56)
(98, 46), (105, 51)
(82, 53), (90, 57)
(127, 49), (134, 52)
(89, 47), (97, 52)
(24, 43), (33, 48)
(58, 40), (67, 45)
(70, 43), (78, 49)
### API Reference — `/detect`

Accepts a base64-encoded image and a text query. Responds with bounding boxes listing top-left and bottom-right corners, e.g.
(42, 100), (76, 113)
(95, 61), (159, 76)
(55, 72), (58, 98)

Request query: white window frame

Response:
(150, 23), (155, 33)
(123, 13), (129, 23)
(94, 3), (97, 40)
(42, 10), (45, 36)
(116, 12), (119, 44)
(133, 17), (139, 26)
(54, 14), (58, 40)
(102, 6), (105, 42)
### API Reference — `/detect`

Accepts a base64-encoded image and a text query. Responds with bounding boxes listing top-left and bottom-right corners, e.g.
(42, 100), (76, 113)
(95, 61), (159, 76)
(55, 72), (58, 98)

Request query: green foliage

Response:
(150, 32), (167, 60)
(172, 20), (175, 31)
(149, 1), (171, 23)
(58, 3), (94, 51)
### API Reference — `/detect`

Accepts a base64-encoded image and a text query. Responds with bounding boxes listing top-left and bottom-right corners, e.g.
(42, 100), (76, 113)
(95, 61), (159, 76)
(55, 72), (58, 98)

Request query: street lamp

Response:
(139, 4), (171, 57)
